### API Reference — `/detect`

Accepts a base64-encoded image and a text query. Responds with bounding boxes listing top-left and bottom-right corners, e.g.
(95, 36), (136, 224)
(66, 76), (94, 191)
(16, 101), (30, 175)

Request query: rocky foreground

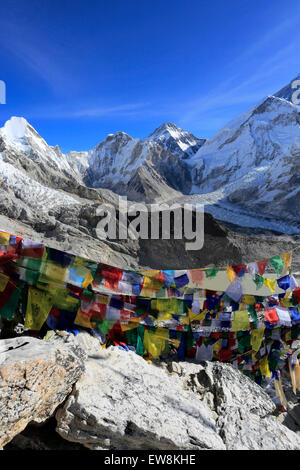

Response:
(1, 331), (300, 451)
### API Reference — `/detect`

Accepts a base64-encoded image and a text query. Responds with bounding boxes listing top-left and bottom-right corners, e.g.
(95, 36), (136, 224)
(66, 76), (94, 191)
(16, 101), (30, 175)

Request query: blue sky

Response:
(0, 0), (299, 152)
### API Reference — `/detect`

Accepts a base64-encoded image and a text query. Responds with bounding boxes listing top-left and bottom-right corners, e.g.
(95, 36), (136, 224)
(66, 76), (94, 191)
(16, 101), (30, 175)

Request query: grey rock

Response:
(55, 348), (225, 450)
(0, 336), (85, 449)
(183, 361), (300, 450)
(44, 329), (104, 357)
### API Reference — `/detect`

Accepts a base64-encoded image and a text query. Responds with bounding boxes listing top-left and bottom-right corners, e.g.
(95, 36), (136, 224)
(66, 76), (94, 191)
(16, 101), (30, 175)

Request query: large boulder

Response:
(182, 361), (300, 450)
(0, 336), (85, 449)
(55, 347), (226, 450)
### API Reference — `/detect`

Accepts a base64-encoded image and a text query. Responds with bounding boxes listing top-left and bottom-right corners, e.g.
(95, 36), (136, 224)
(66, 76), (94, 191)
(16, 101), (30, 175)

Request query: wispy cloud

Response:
(0, 16), (77, 94)
(65, 102), (149, 118)
(26, 101), (150, 120)
(178, 15), (300, 132)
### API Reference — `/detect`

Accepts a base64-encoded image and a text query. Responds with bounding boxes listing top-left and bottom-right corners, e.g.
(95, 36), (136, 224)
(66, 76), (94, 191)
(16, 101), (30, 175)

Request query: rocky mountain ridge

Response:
(0, 76), (300, 272)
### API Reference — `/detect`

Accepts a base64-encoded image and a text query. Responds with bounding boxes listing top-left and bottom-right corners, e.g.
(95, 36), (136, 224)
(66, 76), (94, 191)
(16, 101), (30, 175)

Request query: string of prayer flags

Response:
(0, 228), (300, 382)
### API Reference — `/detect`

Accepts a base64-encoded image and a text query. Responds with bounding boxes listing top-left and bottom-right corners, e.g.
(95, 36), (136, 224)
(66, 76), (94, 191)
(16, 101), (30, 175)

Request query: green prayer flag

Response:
(136, 325), (145, 355)
(205, 268), (218, 278)
(97, 319), (110, 335)
(0, 282), (24, 320)
(269, 256), (284, 275)
(253, 274), (264, 290)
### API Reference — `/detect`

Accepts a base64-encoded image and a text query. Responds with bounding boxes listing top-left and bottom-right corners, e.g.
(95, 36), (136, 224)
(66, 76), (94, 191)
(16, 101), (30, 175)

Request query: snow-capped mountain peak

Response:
(149, 122), (184, 138)
(148, 122), (206, 158)
(0, 116), (46, 153)
(2, 116), (29, 143)
(188, 91), (300, 228)
(1, 116), (60, 158)
(0, 116), (80, 184)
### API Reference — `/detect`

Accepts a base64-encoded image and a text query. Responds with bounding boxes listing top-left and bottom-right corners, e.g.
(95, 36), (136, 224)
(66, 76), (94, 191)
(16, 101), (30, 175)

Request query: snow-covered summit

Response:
(148, 122), (206, 158)
(0, 116), (74, 173)
(2, 116), (29, 143)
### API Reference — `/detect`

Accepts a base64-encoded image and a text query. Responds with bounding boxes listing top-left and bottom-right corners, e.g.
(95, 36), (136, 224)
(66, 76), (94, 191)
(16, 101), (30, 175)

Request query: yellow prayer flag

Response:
(264, 278), (276, 294)
(0, 232), (11, 245)
(39, 261), (67, 286)
(24, 287), (53, 330)
(259, 355), (271, 378)
(143, 276), (163, 291)
(231, 310), (250, 331)
(140, 287), (156, 297)
(0, 273), (9, 292)
(157, 299), (170, 313)
(143, 328), (169, 358)
(280, 298), (290, 308)
(74, 307), (94, 329)
(280, 253), (291, 270)
(189, 311), (206, 322)
(120, 319), (141, 331)
(82, 270), (94, 289)
(295, 361), (300, 391)
(243, 295), (255, 305)
(213, 339), (222, 356)
(274, 377), (287, 409)
(157, 311), (172, 321)
(288, 358), (297, 395)
(97, 294), (110, 305)
(226, 267), (236, 284)
(251, 328), (265, 353)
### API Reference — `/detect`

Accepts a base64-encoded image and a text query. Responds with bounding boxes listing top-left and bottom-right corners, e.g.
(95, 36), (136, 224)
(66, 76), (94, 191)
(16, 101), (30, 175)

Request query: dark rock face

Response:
(4, 418), (88, 451)
(86, 136), (193, 200)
